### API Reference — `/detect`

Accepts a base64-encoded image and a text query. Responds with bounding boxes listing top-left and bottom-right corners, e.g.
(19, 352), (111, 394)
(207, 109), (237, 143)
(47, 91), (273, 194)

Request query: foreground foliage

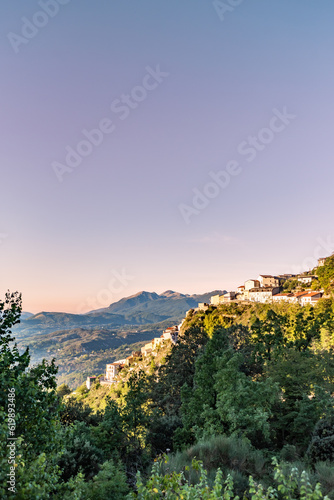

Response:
(129, 456), (329, 499)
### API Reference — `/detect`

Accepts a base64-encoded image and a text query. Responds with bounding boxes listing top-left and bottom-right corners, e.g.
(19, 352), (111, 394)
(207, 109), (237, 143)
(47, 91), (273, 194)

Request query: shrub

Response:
(280, 444), (299, 462)
(307, 419), (334, 463)
(128, 457), (329, 499)
(57, 422), (103, 481)
(155, 435), (267, 495)
(315, 462), (334, 498)
(185, 435), (267, 477)
(82, 459), (129, 500)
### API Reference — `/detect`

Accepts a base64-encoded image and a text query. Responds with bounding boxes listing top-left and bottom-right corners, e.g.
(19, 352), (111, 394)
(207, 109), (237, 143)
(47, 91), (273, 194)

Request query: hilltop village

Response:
(86, 256), (328, 390)
(86, 325), (181, 388)
(198, 265), (326, 311)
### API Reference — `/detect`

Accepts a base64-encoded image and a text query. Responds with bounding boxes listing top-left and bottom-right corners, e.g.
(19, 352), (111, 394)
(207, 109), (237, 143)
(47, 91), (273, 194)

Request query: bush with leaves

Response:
(57, 383), (72, 398)
(81, 459), (129, 500)
(60, 396), (102, 426)
(57, 421), (104, 481)
(128, 456), (330, 499)
(307, 418), (334, 463)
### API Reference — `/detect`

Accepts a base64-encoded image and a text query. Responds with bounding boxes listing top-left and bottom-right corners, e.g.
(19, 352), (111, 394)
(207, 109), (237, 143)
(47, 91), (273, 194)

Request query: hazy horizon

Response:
(22, 287), (227, 315)
(2, 1), (334, 313)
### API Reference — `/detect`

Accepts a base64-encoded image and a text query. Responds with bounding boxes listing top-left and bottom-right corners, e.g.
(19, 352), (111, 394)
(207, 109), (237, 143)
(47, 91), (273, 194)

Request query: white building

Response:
(196, 302), (210, 311)
(299, 292), (323, 306)
(86, 376), (96, 389)
(298, 275), (316, 285)
(272, 293), (296, 303)
(162, 326), (178, 344)
(248, 287), (280, 303)
(210, 294), (221, 306)
(105, 359), (126, 382)
(272, 291), (323, 306)
(221, 291), (236, 302)
(258, 275), (280, 288)
(245, 279), (260, 291)
(141, 342), (154, 356)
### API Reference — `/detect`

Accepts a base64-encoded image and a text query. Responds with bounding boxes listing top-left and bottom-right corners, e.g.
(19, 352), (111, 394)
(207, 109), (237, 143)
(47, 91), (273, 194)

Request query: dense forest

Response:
(1, 255), (334, 498)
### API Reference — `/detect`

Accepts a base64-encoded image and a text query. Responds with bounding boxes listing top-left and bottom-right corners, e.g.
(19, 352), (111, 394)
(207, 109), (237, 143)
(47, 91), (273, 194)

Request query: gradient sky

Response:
(1, 0), (334, 313)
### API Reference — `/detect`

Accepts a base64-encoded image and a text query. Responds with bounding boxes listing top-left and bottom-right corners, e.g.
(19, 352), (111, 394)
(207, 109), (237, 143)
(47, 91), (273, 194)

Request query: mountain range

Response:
(14, 290), (224, 339)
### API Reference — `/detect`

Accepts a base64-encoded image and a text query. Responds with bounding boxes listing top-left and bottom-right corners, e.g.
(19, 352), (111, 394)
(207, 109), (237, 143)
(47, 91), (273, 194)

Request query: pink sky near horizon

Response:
(1, 1), (334, 314)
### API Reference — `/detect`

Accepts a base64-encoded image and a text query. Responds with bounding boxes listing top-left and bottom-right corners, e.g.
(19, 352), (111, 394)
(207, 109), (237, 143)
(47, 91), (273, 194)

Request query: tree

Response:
(60, 396), (102, 426)
(119, 371), (152, 473)
(57, 421), (104, 481)
(94, 372), (153, 477)
(266, 349), (334, 449)
(153, 324), (208, 417)
(80, 459), (129, 500)
(250, 310), (287, 363)
(286, 308), (321, 351)
(57, 383), (72, 398)
(179, 328), (229, 442)
(317, 253), (334, 292)
(214, 351), (279, 445)
(0, 291), (61, 497)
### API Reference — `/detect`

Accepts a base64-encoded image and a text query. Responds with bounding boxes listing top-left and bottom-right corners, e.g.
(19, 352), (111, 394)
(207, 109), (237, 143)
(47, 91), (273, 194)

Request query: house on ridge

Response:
(248, 287), (280, 303)
(299, 291), (323, 306)
(258, 275), (280, 288)
(244, 279), (260, 291)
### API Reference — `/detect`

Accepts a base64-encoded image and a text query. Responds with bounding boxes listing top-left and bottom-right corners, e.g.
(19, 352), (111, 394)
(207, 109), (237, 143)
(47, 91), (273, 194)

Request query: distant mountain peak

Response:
(160, 290), (185, 298)
(21, 290), (226, 330)
(128, 291), (159, 299)
(20, 311), (34, 320)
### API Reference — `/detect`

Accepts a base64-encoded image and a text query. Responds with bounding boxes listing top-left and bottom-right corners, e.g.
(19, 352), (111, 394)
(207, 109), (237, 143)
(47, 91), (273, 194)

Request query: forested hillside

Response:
(16, 321), (176, 387)
(2, 286), (334, 498)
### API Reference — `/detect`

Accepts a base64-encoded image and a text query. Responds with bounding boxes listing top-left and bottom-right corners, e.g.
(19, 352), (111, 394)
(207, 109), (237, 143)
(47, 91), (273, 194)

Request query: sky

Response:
(1, 0), (334, 314)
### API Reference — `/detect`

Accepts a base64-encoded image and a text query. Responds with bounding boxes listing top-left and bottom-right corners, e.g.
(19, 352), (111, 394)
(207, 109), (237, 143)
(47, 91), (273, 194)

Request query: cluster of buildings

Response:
(273, 290), (323, 305)
(210, 273), (323, 307)
(197, 260), (328, 311)
(86, 325), (180, 389)
(140, 325), (179, 356)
